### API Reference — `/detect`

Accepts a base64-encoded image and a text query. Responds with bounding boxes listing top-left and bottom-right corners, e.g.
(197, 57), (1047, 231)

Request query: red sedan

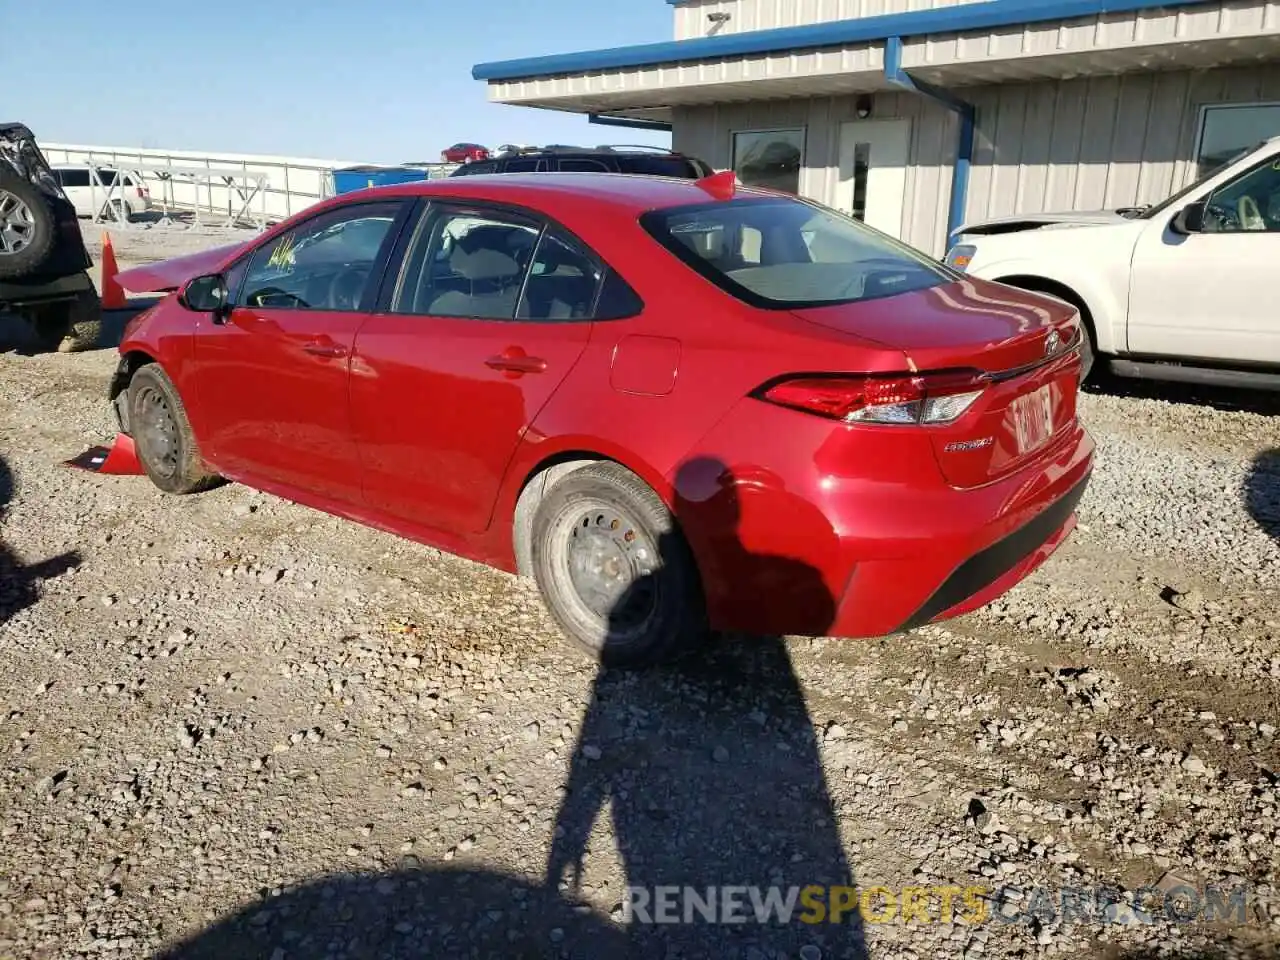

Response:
(102, 171), (1094, 666)
(441, 142), (490, 164)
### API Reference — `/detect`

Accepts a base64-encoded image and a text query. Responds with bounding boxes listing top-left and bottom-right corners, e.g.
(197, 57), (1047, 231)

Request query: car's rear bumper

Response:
(836, 457), (1090, 637)
(675, 398), (1095, 639)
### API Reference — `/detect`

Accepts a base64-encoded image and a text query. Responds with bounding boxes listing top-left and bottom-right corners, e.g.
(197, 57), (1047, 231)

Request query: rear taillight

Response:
(754, 371), (987, 425)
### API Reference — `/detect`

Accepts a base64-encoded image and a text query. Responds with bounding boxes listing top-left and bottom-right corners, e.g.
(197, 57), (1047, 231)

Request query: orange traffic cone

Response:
(100, 231), (126, 310)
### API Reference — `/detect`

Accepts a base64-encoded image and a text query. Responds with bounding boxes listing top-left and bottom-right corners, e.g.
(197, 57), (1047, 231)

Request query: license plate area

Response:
(1012, 384), (1054, 455)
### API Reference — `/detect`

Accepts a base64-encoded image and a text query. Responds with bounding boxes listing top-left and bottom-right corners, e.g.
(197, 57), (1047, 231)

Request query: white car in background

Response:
(52, 164), (152, 222)
(944, 135), (1280, 390)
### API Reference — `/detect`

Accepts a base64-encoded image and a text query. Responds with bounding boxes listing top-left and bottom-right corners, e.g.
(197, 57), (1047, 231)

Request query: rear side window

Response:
(617, 156), (704, 178)
(639, 197), (951, 309)
(57, 168), (90, 187)
(389, 205), (643, 322)
(559, 158), (611, 172)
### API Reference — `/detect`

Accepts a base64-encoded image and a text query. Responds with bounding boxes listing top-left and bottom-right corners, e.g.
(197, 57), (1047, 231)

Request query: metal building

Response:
(473, 0), (1280, 256)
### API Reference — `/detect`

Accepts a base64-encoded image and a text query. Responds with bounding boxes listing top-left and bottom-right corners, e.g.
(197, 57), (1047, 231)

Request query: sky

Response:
(5, 0), (673, 163)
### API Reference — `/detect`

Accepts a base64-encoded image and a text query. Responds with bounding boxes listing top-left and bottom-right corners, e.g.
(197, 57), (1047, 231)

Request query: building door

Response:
(835, 119), (910, 239)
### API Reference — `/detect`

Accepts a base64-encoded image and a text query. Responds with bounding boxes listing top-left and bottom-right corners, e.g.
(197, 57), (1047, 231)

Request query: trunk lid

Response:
(791, 277), (1084, 488)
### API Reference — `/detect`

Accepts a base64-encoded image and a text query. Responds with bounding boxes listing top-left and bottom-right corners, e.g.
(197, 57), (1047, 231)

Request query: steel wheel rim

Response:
(0, 189), (35, 255)
(560, 500), (661, 633)
(135, 386), (180, 479)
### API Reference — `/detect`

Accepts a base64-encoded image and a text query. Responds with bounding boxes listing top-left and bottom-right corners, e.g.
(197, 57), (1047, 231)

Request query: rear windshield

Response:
(639, 197), (952, 309)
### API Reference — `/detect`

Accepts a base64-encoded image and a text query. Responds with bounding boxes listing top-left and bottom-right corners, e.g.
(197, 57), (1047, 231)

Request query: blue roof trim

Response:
(473, 0), (1213, 81)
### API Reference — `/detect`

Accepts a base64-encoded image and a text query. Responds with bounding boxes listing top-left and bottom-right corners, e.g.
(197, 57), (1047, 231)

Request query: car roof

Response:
(363, 171), (773, 214)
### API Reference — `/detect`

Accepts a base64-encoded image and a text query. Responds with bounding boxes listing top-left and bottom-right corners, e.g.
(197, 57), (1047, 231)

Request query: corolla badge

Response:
(1044, 330), (1062, 356)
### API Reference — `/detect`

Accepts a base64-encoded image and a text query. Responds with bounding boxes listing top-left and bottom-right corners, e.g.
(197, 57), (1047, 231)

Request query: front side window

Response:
(58, 168), (90, 188)
(640, 197), (951, 309)
(239, 201), (403, 311)
(732, 129), (804, 195)
(1203, 157), (1280, 232)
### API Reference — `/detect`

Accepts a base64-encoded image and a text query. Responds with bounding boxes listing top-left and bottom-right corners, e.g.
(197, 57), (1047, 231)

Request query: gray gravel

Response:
(1, 233), (1278, 958)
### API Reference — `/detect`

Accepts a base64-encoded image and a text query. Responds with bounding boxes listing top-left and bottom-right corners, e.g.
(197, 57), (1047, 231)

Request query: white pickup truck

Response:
(944, 135), (1280, 389)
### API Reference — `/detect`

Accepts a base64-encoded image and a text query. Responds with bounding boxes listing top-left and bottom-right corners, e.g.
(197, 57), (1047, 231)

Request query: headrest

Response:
(450, 227), (521, 281)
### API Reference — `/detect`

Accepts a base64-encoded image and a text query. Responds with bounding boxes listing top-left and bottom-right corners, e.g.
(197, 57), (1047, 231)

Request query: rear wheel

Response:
(0, 173), (56, 279)
(530, 462), (707, 668)
(128, 364), (221, 495)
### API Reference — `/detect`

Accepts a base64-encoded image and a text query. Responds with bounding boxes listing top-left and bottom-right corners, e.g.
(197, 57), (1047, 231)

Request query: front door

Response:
(835, 119), (911, 239)
(350, 202), (598, 534)
(1128, 155), (1280, 363)
(191, 199), (408, 501)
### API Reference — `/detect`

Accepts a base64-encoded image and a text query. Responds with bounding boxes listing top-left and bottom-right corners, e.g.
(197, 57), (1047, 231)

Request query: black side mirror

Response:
(1171, 200), (1207, 234)
(179, 273), (230, 322)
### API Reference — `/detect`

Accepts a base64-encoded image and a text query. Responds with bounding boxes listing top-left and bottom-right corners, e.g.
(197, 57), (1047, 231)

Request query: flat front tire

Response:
(128, 364), (221, 495)
(530, 462), (707, 668)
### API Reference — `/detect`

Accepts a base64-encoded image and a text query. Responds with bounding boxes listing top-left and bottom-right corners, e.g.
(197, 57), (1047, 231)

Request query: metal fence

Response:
(39, 143), (458, 229)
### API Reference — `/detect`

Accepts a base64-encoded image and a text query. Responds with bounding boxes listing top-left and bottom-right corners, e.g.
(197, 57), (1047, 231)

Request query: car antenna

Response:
(695, 170), (738, 200)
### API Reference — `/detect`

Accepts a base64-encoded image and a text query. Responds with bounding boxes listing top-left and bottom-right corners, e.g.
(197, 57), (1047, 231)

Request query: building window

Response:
(1196, 103), (1280, 177)
(732, 129), (803, 194)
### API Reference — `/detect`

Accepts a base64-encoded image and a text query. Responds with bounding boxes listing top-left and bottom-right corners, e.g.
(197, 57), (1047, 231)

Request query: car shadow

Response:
(152, 865), (628, 959)
(1245, 448), (1280, 542)
(0, 453), (81, 627)
(150, 456), (868, 958)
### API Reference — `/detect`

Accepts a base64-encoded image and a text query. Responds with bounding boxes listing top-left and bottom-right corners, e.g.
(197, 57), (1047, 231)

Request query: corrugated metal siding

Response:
(486, 44), (886, 107)
(675, 0), (982, 40)
(903, 0), (1280, 72)
(961, 64), (1280, 223)
(671, 65), (1280, 256)
(493, 4), (1280, 107)
(673, 94), (958, 253)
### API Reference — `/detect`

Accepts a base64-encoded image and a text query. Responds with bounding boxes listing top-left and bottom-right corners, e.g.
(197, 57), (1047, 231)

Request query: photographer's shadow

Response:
(546, 456), (868, 958)
(1, 453), (80, 628)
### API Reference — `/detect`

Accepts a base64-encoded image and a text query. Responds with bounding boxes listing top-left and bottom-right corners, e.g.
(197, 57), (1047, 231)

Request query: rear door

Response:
(190, 199), (411, 502)
(350, 201), (601, 533)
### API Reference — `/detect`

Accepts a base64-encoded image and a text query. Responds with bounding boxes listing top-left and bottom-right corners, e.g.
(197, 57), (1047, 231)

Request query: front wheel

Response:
(127, 364), (222, 495)
(530, 463), (708, 668)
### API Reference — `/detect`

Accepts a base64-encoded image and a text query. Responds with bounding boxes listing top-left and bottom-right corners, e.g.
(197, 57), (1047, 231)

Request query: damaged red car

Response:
(96, 171), (1094, 666)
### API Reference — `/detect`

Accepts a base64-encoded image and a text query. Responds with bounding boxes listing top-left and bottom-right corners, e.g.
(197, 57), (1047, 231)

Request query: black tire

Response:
(1076, 322), (1096, 384)
(530, 462), (708, 668)
(57, 288), (103, 352)
(0, 172), (56, 279)
(127, 364), (221, 495)
(101, 199), (131, 223)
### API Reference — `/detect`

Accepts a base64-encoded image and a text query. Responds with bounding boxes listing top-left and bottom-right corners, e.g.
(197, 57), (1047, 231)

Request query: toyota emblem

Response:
(1044, 330), (1061, 356)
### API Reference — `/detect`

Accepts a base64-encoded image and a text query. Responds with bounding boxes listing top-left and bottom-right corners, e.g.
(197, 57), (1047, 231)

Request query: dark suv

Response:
(449, 144), (715, 179)
(0, 123), (101, 352)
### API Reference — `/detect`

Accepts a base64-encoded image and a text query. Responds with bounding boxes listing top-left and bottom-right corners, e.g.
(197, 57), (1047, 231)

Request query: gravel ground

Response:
(1, 228), (1279, 959)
